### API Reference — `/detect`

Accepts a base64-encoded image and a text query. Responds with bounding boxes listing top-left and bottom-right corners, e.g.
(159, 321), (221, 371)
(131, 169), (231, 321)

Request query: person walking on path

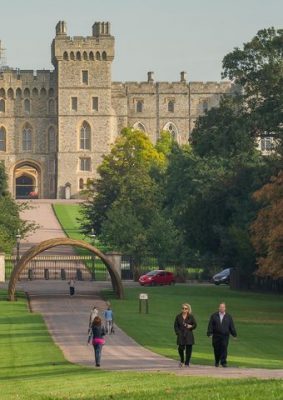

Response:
(207, 302), (237, 368)
(89, 316), (106, 367)
(68, 278), (75, 296)
(104, 306), (114, 334)
(89, 306), (99, 328)
(174, 303), (197, 367)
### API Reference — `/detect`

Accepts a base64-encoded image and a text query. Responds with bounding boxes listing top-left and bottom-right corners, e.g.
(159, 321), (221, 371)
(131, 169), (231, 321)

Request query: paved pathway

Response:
(14, 280), (283, 379)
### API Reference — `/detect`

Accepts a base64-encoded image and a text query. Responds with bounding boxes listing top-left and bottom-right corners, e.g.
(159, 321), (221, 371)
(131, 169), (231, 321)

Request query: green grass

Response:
(106, 285), (283, 369)
(0, 290), (282, 400)
(52, 204), (108, 280)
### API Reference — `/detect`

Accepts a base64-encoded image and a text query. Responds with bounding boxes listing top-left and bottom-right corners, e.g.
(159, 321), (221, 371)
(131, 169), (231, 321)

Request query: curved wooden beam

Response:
(8, 238), (124, 301)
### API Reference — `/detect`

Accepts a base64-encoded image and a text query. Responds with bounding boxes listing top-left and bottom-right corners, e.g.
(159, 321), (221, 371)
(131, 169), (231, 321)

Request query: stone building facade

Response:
(0, 21), (233, 199)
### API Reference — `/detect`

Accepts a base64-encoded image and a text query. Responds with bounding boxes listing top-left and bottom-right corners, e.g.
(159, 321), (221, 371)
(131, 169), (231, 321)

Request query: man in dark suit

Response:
(207, 303), (237, 367)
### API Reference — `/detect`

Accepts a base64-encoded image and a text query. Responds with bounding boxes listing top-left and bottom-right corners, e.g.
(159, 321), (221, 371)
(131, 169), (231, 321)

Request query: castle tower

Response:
(51, 21), (116, 198)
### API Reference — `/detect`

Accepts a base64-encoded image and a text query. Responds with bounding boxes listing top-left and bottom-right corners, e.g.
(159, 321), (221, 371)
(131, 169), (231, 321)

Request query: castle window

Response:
(203, 100), (208, 113)
(7, 88), (14, 99)
(260, 137), (273, 152)
(71, 97), (78, 111)
(82, 70), (88, 85)
(96, 51), (101, 61)
(80, 121), (91, 150)
(24, 88), (30, 98)
(49, 88), (54, 97)
(163, 122), (178, 141)
(136, 100), (143, 113)
(0, 88), (5, 98)
(83, 51), (88, 61)
(92, 97), (99, 111)
(48, 99), (55, 114)
(102, 51), (107, 61)
(168, 100), (175, 113)
(22, 124), (32, 151)
(16, 88), (22, 99)
(76, 51), (81, 61)
(89, 52), (94, 61)
(24, 98), (30, 114)
(0, 127), (6, 152)
(80, 157), (91, 171)
(40, 88), (47, 97)
(32, 88), (38, 97)
(0, 99), (5, 113)
(79, 178), (84, 190)
(48, 127), (56, 152)
(63, 51), (68, 61)
(70, 52), (75, 60)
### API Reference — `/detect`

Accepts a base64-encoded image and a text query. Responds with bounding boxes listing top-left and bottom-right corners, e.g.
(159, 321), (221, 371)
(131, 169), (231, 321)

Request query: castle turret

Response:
(56, 21), (67, 37)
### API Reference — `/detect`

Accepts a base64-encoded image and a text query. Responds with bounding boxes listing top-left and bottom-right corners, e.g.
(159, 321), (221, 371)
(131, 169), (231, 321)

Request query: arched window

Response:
(80, 121), (91, 150)
(133, 122), (146, 132)
(0, 88), (5, 98)
(83, 51), (88, 61)
(260, 137), (273, 152)
(24, 98), (30, 114)
(63, 51), (69, 60)
(102, 51), (107, 60)
(16, 88), (22, 99)
(48, 126), (56, 152)
(0, 126), (6, 151)
(32, 88), (38, 97)
(163, 122), (178, 140)
(48, 99), (55, 114)
(22, 124), (32, 151)
(89, 52), (94, 61)
(79, 178), (84, 190)
(203, 100), (208, 113)
(0, 99), (5, 113)
(24, 88), (30, 98)
(136, 100), (143, 113)
(168, 100), (174, 113)
(96, 51), (101, 61)
(40, 88), (47, 97)
(76, 51), (81, 61)
(70, 51), (75, 60)
(7, 88), (14, 99)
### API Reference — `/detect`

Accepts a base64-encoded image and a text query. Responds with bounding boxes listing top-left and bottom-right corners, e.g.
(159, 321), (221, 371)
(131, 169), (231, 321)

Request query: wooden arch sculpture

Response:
(8, 237), (124, 301)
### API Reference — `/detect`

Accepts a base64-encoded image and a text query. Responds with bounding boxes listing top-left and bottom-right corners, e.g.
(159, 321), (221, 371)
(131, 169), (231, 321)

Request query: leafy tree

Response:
(250, 171), (283, 278)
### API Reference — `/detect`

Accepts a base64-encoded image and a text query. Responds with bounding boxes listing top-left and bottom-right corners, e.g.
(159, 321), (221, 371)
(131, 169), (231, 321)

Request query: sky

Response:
(0, 0), (282, 82)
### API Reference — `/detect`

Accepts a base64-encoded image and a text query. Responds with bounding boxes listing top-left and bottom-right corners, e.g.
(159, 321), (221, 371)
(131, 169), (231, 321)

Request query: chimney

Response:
(147, 71), (154, 83)
(180, 71), (187, 82)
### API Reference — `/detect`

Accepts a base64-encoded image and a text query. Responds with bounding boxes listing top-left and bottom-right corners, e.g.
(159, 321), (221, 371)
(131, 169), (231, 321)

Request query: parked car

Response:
(211, 268), (232, 285)
(138, 270), (176, 286)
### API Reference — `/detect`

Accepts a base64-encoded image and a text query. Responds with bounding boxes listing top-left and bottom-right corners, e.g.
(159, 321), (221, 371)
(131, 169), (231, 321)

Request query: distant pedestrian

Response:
(68, 278), (75, 296)
(89, 306), (99, 328)
(174, 303), (197, 367)
(104, 306), (114, 334)
(90, 316), (106, 367)
(207, 302), (237, 368)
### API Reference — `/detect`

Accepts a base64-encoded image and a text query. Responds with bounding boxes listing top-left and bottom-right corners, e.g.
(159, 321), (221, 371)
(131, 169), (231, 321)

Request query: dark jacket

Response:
(174, 313), (197, 345)
(92, 325), (106, 339)
(207, 312), (237, 338)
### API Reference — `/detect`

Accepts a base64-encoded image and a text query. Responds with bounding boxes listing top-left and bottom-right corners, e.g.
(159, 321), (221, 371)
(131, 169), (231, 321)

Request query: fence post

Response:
(0, 253), (5, 282)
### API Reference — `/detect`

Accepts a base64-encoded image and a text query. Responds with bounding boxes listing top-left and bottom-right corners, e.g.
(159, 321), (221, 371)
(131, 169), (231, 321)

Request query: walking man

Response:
(104, 306), (114, 334)
(207, 302), (237, 367)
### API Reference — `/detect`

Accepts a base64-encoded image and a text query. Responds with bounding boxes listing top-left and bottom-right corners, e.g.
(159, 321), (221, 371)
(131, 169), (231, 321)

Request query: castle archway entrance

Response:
(14, 162), (41, 199)
(8, 237), (124, 301)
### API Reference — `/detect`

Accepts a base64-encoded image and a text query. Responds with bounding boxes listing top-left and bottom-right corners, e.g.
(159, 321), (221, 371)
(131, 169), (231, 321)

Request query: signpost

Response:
(139, 293), (149, 314)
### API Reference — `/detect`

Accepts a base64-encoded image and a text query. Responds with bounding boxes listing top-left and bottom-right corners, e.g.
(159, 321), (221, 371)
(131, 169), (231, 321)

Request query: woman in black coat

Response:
(174, 303), (197, 367)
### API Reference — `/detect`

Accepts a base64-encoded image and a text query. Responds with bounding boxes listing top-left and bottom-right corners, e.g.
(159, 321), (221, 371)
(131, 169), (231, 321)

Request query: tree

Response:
(250, 171), (283, 278)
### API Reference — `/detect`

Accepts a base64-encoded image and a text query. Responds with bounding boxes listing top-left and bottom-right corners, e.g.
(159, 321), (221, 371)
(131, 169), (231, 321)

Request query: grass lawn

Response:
(0, 290), (282, 400)
(52, 204), (108, 280)
(106, 285), (283, 369)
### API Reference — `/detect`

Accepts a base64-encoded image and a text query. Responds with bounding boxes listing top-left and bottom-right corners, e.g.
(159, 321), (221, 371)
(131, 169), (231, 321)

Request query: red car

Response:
(138, 270), (176, 286)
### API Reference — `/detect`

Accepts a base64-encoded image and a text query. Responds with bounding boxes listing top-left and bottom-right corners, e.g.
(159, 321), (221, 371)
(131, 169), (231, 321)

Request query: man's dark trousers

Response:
(213, 335), (229, 365)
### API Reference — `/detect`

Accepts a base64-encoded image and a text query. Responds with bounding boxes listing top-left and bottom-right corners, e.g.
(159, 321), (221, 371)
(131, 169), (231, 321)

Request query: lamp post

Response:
(89, 228), (96, 280)
(16, 229), (21, 264)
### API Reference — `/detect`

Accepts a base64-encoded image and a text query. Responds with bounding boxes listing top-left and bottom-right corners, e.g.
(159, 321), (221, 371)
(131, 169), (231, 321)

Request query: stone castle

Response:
(0, 21), (233, 199)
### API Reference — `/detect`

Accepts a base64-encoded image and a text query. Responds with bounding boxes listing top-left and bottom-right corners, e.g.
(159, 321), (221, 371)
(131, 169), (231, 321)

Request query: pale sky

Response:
(0, 0), (282, 82)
